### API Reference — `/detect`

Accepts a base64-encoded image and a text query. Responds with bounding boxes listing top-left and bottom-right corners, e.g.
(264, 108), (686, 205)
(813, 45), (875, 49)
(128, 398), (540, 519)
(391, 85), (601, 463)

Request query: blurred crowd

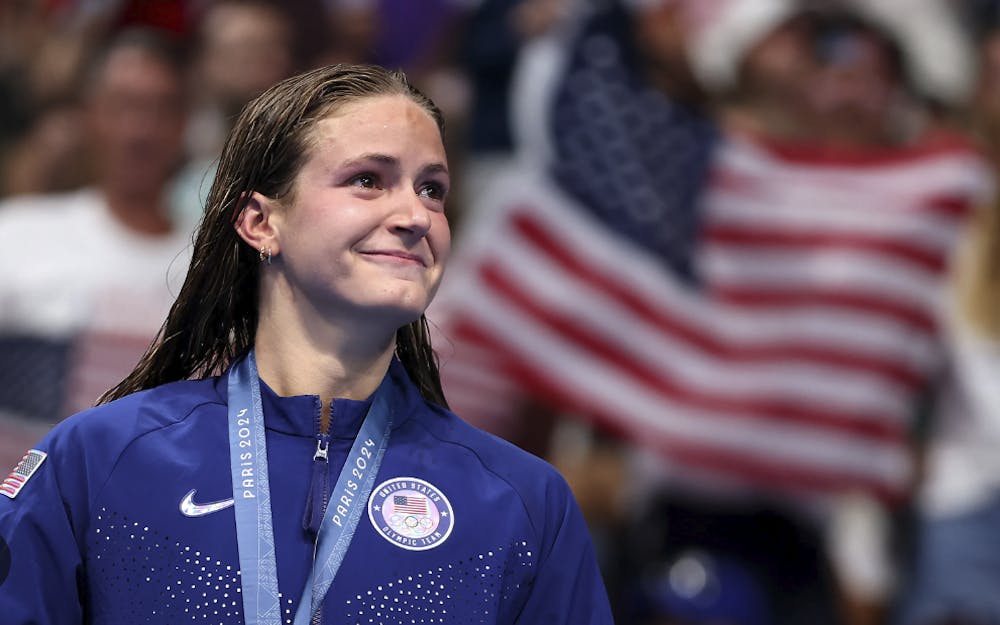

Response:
(3, 0), (1000, 624)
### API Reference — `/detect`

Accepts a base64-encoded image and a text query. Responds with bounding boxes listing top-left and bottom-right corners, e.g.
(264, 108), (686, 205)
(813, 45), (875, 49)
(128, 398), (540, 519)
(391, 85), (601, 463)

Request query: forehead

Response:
(305, 95), (445, 158)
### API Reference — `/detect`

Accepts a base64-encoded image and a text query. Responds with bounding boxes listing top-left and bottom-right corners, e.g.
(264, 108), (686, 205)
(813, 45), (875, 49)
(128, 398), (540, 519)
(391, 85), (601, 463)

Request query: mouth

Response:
(359, 250), (428, 267)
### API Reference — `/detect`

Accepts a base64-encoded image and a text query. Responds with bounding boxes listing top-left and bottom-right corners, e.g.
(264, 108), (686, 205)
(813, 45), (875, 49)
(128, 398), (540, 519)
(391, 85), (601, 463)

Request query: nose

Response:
(389, 190), (433, 238)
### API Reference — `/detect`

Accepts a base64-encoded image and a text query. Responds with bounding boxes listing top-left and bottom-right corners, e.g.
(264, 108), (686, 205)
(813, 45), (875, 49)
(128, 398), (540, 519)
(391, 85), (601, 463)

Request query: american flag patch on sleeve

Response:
(1, 450), (47, 499)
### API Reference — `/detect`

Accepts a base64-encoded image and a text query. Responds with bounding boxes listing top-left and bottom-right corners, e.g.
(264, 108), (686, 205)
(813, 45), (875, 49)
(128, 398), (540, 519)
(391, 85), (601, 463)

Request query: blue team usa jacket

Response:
(0, 360), (613, 624)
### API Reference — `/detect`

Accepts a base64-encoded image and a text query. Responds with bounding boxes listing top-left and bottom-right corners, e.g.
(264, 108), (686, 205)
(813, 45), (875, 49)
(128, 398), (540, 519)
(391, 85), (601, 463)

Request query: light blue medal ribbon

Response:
(227, 351), (395, 625)
(228, 351), (281, 625)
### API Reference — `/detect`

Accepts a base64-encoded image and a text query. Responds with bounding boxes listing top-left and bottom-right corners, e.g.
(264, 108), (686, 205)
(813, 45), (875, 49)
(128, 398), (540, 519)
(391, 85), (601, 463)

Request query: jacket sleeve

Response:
(0, 442), (85, 624)
(513, 476), (614, 625)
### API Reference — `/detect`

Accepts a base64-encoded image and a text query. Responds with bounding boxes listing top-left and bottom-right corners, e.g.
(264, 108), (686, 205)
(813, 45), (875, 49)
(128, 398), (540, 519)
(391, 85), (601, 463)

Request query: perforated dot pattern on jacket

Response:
(87, 510), (536, 624)
(342, 541), (536, 624)
(86, 508), (296, 624)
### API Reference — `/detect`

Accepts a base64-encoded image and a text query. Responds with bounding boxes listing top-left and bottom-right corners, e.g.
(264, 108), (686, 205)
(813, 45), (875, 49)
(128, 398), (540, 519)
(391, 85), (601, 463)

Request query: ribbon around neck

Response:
(227, 351), (395, 625)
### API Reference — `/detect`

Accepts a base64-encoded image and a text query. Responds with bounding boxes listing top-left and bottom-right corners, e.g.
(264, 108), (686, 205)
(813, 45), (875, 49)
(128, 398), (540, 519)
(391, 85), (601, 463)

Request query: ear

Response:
(234, 191), (281, 256)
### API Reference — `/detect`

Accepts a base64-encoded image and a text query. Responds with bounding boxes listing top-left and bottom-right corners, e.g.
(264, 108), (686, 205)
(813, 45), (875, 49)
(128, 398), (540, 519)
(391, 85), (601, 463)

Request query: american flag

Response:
(430, 5), (993, 503)
(1, 449), (47, 499)
(393, 495), (428, 515)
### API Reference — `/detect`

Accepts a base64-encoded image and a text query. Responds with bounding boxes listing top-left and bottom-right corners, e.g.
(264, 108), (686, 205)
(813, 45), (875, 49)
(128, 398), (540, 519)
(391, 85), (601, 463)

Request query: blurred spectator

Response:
(690, 4), (990, 624)
(0, 0), (204, 201)
(318, 0), (469, 71)
(892, 18), (1000, 625)
(314, 0), (378, 66)
(1, 98), (89, 197)
(171, 0), (295, 226)
(0, 3), (93, 197)
(184, 0), (294, 164)
(691, 0), (820, 141)
(0, 2), (64, 146)
(0, 28), (192, 468)
(317, 0), (467, 84)
(806, 11), (912, 148)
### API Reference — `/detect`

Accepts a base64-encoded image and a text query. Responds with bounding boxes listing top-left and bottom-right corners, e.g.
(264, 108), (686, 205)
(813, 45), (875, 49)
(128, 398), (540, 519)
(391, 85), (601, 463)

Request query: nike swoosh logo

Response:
(179, 489), (234, 517)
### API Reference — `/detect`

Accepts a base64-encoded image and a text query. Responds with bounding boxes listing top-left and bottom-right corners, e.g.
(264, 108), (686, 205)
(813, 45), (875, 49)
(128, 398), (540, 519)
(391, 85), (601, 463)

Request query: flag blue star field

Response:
(546, 4), (717, 283)
(431, 4), (993, 503)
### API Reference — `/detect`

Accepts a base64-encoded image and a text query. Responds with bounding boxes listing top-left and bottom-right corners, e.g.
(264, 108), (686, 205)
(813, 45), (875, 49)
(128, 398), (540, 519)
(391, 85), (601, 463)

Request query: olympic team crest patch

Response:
(368, 477), (453, 551)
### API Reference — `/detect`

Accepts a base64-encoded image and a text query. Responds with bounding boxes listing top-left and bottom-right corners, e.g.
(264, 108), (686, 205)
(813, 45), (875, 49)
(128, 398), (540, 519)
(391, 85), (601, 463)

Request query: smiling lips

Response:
(360, 249), (427, 266)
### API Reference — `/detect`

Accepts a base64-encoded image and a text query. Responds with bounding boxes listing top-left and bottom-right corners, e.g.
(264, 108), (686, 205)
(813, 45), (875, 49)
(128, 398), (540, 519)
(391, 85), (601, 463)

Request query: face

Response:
(744, 17), (817, 99)
(267, 95), (450, 331)
(808, 31), (898, 144)
(88, 47), (186, 197)
(201, 3), (293, 106)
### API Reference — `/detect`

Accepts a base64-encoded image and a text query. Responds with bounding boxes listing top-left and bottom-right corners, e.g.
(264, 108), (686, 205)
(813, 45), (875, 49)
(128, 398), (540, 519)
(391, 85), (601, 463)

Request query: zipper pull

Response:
(313, 436), (329, 461)
(303, 432), (331, 536)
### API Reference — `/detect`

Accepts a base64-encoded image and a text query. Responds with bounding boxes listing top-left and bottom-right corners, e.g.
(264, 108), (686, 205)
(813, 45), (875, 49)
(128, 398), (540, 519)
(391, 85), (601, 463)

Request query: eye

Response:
(418, 181), (447, 202)
(349, 172), (381, 189)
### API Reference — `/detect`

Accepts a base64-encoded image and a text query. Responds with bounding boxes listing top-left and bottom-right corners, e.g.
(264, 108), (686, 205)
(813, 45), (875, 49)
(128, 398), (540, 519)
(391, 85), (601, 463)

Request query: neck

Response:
(253, 298), (396, 410)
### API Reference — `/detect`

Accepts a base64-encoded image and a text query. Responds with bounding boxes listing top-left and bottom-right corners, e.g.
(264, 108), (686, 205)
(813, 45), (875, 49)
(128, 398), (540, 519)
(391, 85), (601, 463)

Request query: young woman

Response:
(0, 64), (613, 625)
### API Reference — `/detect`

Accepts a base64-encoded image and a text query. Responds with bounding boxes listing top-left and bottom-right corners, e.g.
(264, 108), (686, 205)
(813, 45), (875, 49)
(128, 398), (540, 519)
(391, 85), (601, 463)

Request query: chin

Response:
(362, 300), (429, 329)
(379, 283), (439, 314)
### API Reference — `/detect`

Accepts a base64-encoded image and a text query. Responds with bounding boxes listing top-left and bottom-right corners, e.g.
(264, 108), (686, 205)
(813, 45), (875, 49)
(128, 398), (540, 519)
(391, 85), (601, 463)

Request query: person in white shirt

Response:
(0, 28), (192, 465)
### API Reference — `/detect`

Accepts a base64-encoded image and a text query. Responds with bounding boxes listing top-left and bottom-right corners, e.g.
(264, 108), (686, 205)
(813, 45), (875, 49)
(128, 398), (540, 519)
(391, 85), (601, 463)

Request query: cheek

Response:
(430, 215), (452, 262)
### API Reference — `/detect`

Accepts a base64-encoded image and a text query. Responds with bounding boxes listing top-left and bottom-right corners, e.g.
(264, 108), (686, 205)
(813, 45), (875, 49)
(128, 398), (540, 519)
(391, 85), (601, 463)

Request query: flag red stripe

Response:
(453, 320), (903, 502)
(477, 262), (907, 442)
(736, 130), (980, 168)
(703, 225), (948, 273)
(920, 195), (974, 219)
(711, 287), (938, 333)
(509, 210), (926, 389)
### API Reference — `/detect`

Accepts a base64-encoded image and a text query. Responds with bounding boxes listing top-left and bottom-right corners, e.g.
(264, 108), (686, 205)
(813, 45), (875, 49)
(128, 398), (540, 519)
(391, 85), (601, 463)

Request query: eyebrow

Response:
(339, 153), (449, 177)
(340, 153), (396, 169)
(421, 163), (450, 178)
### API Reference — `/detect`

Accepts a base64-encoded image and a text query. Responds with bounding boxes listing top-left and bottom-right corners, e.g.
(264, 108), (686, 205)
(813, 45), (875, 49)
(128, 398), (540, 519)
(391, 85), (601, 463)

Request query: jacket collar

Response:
(214, 357), (421, 439)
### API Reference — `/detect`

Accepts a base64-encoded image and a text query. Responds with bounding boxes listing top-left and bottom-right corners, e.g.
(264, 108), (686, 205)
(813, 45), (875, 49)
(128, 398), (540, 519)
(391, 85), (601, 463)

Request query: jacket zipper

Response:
(303, 399), (333, 624)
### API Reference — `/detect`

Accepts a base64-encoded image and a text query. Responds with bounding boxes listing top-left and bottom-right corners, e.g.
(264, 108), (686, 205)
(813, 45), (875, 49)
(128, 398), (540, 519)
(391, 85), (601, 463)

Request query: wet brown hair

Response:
(101, 63), (449, 406)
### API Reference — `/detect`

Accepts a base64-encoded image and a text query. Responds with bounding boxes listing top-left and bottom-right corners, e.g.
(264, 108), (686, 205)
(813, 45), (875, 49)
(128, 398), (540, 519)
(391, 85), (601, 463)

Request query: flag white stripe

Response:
(721, 136), (992, 199)
(700, 246), (946, 312)
(707, 193), (963, 254)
